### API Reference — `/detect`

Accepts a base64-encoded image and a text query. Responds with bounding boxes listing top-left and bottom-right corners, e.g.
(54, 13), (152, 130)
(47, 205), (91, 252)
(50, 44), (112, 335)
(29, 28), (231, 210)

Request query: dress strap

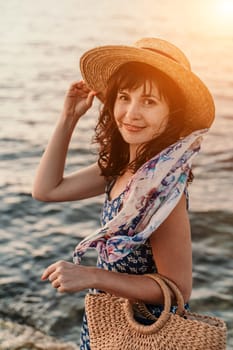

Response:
(184, 186), (189, 210)
(105, 178), (117, 199)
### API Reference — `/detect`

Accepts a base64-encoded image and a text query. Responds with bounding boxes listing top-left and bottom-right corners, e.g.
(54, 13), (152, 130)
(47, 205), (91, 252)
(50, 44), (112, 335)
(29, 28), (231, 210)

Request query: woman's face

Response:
(113, 81), (170, 153)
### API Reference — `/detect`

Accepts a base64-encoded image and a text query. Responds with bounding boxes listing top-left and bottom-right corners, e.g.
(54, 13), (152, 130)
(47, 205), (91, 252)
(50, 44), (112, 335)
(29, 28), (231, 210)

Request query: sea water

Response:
(0, 0), (232, 348)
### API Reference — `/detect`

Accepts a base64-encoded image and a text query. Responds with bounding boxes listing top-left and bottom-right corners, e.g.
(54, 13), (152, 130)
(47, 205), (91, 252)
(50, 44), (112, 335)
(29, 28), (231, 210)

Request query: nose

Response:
(124, 101), (141, 121)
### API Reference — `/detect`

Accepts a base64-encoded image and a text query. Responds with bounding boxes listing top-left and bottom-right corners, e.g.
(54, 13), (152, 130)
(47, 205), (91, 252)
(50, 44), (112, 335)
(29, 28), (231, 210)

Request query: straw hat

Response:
(80, 38), (215, 133)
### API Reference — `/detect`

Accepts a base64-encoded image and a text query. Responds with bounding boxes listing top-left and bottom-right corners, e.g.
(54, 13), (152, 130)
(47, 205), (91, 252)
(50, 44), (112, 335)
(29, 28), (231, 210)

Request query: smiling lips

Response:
(122, 123), (146, 132)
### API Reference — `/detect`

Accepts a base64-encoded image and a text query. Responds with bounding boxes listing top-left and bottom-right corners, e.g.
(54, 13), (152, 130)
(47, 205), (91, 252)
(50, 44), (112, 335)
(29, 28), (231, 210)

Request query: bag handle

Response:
(123, 274), (173, 335)
(146, 273), (185, 316)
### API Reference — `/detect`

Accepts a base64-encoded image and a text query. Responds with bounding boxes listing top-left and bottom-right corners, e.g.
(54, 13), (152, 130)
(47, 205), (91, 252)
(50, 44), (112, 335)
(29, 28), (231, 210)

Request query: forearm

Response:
(33, 82), (97, 201)
(32, 115), (77, 200)
(42, 261), (173, 304)
(91, 267), (165, 304)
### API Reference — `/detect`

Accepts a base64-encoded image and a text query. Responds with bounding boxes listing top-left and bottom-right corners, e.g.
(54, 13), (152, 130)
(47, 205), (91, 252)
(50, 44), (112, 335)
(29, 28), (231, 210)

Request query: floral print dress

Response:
(79, 182), (189, 349)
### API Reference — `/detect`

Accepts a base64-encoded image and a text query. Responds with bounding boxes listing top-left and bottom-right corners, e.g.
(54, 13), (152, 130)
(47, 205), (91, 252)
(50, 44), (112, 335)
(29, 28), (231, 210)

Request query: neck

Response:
(129, 144), (140, 163)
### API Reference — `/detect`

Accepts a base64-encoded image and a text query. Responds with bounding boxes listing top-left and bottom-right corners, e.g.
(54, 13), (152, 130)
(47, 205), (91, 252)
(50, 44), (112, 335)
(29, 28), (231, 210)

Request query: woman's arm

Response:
(41, 193), (192, 304)
(32, 81), (106, 202)
(149, 193), (192, 302)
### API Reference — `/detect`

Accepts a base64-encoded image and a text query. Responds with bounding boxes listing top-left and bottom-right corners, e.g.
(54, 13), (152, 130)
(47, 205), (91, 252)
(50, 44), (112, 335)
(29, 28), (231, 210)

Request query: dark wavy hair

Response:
(94, 62), (193, 182)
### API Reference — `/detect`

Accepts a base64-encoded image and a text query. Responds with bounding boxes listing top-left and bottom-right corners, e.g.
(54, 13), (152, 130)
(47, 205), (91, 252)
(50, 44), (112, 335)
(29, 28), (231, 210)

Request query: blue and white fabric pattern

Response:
(73, 129), (207, 264)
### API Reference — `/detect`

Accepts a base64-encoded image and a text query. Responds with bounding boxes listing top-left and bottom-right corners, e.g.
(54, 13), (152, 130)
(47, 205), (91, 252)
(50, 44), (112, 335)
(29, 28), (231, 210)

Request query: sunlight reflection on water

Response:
(0, 0), (232, 348)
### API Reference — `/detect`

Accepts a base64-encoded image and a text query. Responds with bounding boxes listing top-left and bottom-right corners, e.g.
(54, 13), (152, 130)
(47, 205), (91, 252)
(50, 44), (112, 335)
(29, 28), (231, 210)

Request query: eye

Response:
(117, 92), (129, 102)
(143, 98), (157, 106)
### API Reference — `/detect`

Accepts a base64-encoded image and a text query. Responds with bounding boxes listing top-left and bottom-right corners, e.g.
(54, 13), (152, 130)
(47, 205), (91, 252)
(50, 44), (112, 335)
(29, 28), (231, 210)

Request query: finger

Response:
(67, 85), (89, 98)
(57, 285), (66, 293)
(41, 263), (57, 280)
(52, 278), (61, 289)
(66, 81), (84, 95)
(86, 90), (97, 107)
(70, 80), (84, 89)
(81, 83), (93, 93)
(66, 91), (88, 99)
(73, 81), (94, 95)
(48, 270), (58, 282)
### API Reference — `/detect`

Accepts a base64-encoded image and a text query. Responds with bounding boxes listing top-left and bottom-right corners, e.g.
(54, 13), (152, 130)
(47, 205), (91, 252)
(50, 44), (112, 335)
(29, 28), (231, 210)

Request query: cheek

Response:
(153, 105), (170, 125)
(158, 101), (170, 117)
(157, 115), (169, 133)
(113, 104), (123, 123)
(149, 110), (169, 133)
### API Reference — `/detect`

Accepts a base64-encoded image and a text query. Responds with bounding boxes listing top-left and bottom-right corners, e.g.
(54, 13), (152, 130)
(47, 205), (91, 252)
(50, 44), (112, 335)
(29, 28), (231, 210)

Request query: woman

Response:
(33, 38), (215, 348)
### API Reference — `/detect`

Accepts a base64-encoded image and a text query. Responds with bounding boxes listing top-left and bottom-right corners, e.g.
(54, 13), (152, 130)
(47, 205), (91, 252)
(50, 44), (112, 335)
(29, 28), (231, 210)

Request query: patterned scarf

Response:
(73, 129), (207, 264)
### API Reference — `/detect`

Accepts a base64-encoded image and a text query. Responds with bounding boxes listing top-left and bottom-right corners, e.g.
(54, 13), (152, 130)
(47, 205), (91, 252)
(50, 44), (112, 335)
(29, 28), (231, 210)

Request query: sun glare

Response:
(196, 0), (233, 36)
(214, 0), (233, 20)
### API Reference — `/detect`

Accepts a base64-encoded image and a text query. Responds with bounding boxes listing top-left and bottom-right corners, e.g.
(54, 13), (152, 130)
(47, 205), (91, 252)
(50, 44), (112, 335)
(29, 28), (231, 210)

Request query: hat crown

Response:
(134, 38), (191, 70)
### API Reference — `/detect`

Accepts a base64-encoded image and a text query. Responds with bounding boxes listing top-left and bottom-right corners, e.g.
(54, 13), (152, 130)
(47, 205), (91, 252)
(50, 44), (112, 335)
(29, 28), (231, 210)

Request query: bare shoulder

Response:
(150, 194), (190, 240)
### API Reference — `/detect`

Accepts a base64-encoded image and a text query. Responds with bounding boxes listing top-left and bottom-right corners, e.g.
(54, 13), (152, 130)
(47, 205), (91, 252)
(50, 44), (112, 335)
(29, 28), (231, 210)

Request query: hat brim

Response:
(80, 45), (215, 134)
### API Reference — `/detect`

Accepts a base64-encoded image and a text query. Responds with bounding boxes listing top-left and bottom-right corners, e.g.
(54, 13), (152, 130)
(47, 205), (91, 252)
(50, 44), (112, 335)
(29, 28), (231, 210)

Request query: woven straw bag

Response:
(85, 274), (227, 350)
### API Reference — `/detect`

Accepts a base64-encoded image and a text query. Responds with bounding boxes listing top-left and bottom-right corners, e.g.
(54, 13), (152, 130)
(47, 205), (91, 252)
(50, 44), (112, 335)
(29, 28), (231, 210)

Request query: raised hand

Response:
(62, 80), (96, 125)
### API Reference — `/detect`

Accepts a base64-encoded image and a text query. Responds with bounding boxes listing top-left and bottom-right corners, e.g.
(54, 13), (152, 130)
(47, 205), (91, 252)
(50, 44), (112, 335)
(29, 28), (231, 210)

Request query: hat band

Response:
(141, 46), (184, 67)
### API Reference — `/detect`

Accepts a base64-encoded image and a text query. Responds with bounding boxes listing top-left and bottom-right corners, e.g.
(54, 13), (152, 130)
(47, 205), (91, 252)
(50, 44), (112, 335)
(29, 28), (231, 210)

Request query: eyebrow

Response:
(118, 89), (161, 101)
(142, 93), (161, 101)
